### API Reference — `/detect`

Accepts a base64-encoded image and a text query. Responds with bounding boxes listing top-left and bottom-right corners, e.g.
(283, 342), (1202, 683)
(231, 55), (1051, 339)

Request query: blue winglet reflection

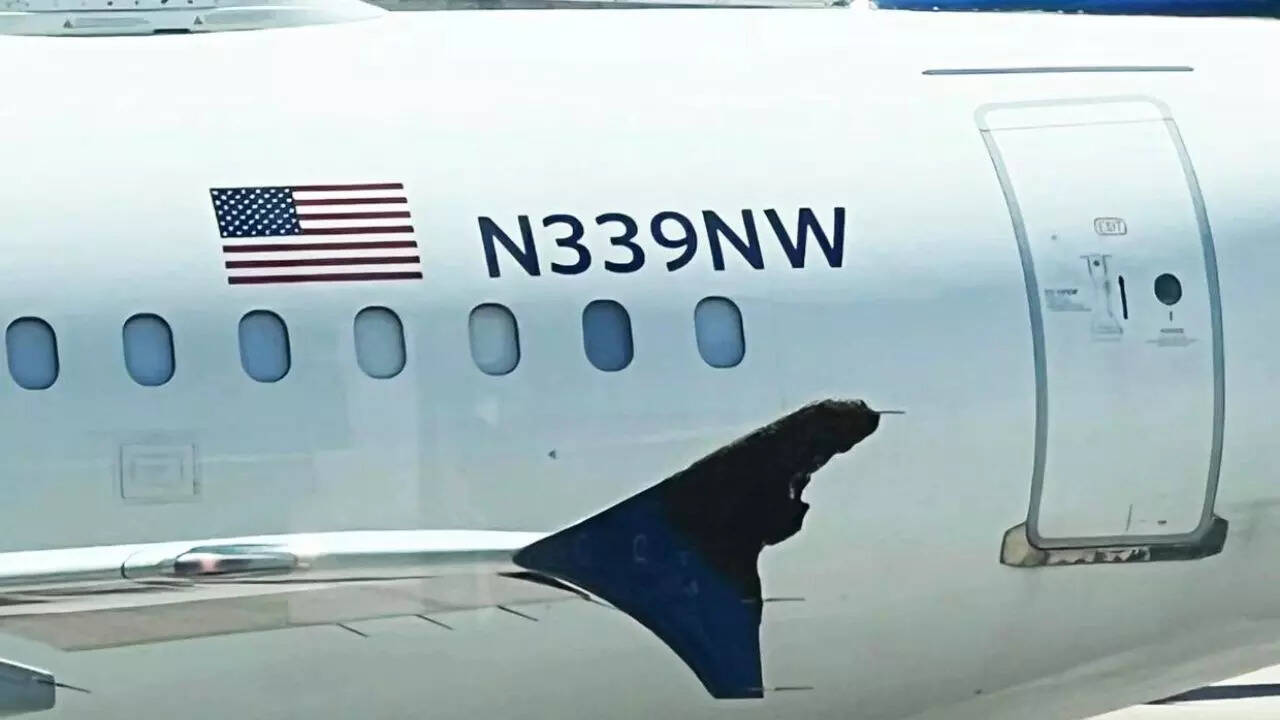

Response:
(516, 491), (764, 697)
(515, 399), (881, 700)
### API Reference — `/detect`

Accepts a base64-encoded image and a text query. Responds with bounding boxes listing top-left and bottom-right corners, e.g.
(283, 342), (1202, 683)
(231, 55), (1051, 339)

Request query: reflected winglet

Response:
(515, 399), (880, 699)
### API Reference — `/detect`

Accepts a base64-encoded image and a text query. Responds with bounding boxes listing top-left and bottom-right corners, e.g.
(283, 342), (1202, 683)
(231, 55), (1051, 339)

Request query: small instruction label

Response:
(1044, 288), (1090, 312)
(1147, 328), (1196, 347)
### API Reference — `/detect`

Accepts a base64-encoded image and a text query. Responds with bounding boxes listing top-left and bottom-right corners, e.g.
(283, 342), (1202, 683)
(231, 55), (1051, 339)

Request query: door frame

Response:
(977, 95), (1226, 560)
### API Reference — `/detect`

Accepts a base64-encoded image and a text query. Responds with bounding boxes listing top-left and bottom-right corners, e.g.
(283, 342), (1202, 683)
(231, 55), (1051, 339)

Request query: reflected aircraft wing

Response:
(0, 399), (881, 703)
(0, 574), (579, 651)
(0, 530), (581, 648)
(0, 530), (573, 650)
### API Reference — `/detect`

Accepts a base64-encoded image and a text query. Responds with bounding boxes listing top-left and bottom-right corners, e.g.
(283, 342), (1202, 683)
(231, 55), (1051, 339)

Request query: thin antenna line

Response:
(38, 680), (91, 694)
(497, 605), (539, 622)
(415, 614), (454, 630)
(336, 623), (369, 638)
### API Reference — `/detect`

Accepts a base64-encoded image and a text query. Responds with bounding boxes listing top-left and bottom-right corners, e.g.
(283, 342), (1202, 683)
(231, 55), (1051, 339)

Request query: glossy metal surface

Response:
(0, 530), (541, 595)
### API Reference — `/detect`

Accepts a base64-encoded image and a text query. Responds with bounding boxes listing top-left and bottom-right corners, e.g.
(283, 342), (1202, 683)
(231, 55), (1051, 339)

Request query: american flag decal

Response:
(211, 183), (421, 285)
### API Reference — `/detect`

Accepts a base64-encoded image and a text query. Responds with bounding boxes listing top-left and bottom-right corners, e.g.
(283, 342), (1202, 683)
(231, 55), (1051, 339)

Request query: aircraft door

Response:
(979, 97), (1224, 557)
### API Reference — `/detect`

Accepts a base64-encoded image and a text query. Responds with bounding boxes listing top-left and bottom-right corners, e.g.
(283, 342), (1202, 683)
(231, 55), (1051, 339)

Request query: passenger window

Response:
(238, 311), (290, 382)
(694, 297), (745, 368)
(123, 314), (175, 386)
(354, 307), (406, 379)
(582, 300), (633, 372)
(6, 318), (58, 390)
(469, 304), (520, 376)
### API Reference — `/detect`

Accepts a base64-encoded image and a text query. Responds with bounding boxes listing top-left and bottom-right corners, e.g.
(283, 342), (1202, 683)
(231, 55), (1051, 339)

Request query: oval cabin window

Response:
(6, 318), (59, 390)
(123, 314), (175, 386)
(354, 307), (406, 379)
(582, 300), (633, 372)
(694, 297), (745, 368)
(469, 304), (520, 376)
(238, 310), (291, 383)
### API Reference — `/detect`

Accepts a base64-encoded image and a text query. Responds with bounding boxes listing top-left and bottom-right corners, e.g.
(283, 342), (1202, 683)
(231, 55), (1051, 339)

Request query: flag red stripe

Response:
(223, 240), (417, 253)
(227, 256), (420, 269)
(291, 183), (405, 192)
(294, 197), (407, 206)
(228, 272), (423, 285)
(296, 211), (411, 220)
(298, 226), (414, 236)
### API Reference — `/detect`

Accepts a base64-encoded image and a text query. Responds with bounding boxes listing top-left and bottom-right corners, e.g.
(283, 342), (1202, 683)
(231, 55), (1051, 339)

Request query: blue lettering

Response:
(597, 213), (645, 273)
(765, 208), (846, 269)
(479, 216), (540, 278)
(545, 214), (590, 275)
(650, 211), (698, 271)
(703, 210), (764, 271)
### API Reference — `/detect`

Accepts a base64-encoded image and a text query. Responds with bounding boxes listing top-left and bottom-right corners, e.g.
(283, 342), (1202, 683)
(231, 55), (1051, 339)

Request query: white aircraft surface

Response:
(0, 1), (1275, 718)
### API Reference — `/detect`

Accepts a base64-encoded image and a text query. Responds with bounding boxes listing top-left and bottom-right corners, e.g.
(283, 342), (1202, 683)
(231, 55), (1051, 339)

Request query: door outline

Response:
(977, 95), (1226, 552)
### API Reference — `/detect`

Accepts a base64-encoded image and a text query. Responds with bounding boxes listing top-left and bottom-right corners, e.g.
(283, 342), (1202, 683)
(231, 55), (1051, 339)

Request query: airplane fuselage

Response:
(0, 7), (1277, 719)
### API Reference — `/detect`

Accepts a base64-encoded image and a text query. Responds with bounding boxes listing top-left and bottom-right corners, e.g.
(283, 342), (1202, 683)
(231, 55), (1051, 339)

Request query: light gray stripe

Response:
(926, 65), (1193, 76)
(979, 129), (1050, 545)
(1163, 117), (1227, 544)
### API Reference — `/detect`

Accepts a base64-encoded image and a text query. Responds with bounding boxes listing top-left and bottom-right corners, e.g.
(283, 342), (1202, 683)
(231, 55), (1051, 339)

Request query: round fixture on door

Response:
(1154, 273), (1183, 306)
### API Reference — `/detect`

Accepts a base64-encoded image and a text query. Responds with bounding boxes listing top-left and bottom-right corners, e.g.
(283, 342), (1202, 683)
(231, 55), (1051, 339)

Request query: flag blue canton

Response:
(211, 187), (304, 238)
